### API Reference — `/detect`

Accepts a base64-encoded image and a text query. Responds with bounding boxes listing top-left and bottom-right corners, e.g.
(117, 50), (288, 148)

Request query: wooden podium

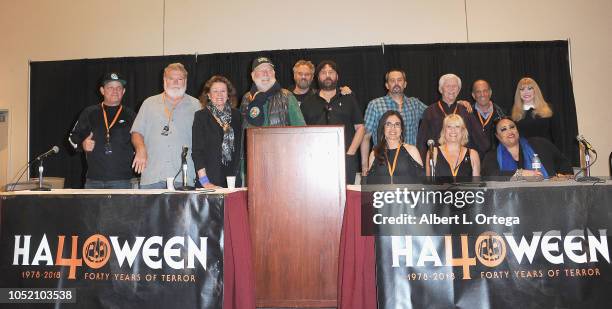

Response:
(247, 126), (346, 308)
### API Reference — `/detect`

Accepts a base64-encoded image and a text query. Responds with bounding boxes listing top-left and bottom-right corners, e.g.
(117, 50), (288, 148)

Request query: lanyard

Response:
(101, 103), (123, 142)
(163, 94), (179, 124)
(443, 145), (465, 177)
(437, 101), (458, 116)
(477, 110), (493, 129)
(386, 145), (402, 184)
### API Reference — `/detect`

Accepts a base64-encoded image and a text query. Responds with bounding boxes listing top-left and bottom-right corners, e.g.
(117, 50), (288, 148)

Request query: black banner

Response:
(374, 183), (612, 309)
(0, 193), (223, 308)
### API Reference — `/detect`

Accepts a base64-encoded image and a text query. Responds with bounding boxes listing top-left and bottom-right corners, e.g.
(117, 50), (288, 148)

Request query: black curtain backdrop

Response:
(30, 41), (579, 188)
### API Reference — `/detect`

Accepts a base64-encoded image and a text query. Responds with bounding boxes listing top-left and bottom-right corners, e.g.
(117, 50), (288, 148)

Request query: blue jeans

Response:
(85, 179), (133, 189)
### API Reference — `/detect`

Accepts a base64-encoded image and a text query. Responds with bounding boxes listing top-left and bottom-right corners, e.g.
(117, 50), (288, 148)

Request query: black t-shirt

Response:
(300, 89), (364, 150)
(293, 89), (316, 106)
(69, 103), (136, 181)
(516, 108), (553, 142)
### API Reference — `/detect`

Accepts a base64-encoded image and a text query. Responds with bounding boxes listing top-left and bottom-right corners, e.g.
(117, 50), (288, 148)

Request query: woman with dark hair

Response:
(425, 114), (480, 182)
(366, 110), (424, 184)
(482, 117), (572, 180)
(192, 75), (242, 188)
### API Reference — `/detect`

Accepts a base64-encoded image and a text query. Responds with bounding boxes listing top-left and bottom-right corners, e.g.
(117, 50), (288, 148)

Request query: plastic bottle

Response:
(532, 154), (542, 172)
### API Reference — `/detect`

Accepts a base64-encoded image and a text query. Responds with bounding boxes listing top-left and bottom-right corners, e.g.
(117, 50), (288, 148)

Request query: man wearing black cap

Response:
(69, 72), (136, 188)
(240, 56), (305, 127)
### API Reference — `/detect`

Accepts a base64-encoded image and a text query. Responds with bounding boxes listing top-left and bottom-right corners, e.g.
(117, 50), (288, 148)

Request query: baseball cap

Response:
(102, 72), (127, 86)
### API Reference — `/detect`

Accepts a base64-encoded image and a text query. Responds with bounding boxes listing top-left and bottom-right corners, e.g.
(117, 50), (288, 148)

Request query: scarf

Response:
(207, 104), (234, 166)
(246, 81), (281, 126)
(497, 137), (549, 178)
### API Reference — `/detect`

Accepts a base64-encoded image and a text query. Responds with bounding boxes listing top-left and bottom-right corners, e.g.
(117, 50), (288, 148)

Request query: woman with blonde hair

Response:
(426, 114), (480, 181)
(511, 77), (553, 141)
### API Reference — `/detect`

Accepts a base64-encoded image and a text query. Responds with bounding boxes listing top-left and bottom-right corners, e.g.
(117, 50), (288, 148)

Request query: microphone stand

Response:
(577, 145), (600, 182)
(175, 152), (195, 191)
(428, 147), (436, 183)
(31, 158), (51, 191)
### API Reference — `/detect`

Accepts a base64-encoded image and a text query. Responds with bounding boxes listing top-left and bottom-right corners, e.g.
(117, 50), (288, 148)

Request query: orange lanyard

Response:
(443, 145), (465, 177)
(477, 110), (493, 129)
(437, 101), (458, 116)
(386, 145), (402, 184)
(101, 103), (123, 141)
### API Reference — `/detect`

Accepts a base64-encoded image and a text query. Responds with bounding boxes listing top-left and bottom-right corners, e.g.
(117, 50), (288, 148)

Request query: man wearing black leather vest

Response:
(240, 57), (305, 128)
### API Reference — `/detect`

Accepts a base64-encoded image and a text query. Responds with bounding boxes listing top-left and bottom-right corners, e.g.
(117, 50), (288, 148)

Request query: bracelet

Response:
(199, 176), (210, 185)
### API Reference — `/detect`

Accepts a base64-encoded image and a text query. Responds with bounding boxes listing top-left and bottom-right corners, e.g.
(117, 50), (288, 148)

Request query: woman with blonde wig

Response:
(511, 77), (553, 141)
(426, 114), (480, 181)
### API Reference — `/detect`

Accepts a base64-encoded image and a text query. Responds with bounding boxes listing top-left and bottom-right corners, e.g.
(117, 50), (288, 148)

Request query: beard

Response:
(165, 86), (186, 99)
(296, 78), (311, 90)
(390, 85), (403, 95)
(319, 78), (337, 91)
(254, 77), (276, 92)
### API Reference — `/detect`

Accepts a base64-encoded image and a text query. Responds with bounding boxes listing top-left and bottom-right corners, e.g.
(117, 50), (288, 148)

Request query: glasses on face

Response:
(384, 122), (401, 129)
(498, 124), (516, 133)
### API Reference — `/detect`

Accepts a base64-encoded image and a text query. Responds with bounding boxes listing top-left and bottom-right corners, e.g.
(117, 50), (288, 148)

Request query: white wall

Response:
(1, 0), (610, 184)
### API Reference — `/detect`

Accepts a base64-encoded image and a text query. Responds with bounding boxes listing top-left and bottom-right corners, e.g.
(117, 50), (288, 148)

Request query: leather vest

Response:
(266, 89), (291, 126)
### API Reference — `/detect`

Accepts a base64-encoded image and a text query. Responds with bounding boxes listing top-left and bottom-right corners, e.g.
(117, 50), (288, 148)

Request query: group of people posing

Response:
(68, 57), (572, 189)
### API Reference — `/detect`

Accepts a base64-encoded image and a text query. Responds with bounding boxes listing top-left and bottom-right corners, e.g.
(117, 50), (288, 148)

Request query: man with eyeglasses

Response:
(131, 63), (200, 189)
(471, 79), (506, 153)
(300, 60), (365, 184)
(361, 69), (428, 175)
(68, 72), (136, 188)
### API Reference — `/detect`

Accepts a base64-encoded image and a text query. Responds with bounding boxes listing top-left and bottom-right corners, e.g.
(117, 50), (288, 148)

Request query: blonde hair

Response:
(438, 114), (469, 146)
(511, 77), (552, 121)
(293, 60), (315, 73)
(164, 63), (188, 79)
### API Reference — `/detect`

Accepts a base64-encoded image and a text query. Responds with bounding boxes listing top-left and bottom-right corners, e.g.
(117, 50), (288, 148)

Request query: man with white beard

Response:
(240, 57), (305, 127)
(131, 63), (201, 188)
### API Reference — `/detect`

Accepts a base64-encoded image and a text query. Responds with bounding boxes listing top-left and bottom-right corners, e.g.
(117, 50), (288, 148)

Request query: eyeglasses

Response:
(384, 122), (402, 129)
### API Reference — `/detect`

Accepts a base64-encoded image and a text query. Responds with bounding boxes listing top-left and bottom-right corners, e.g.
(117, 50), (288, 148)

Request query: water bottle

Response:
(531, 154), (541, 172)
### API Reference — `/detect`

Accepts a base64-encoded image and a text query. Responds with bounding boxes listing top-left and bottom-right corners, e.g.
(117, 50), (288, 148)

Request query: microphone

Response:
(176, 145), (194, 191)
(181, 145), (189, 164)
(576, 135), (596, 153)
(36, 146), (60, 160)
(427, 139), (435, 154)
(427, 139), (435, 177)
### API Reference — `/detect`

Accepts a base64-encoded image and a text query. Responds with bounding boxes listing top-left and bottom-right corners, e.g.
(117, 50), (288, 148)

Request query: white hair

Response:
(438, 73), (462, 92)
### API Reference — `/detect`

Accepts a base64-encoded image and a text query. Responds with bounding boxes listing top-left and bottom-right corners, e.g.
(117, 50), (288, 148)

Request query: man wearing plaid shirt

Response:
(360, 69), (427, 174)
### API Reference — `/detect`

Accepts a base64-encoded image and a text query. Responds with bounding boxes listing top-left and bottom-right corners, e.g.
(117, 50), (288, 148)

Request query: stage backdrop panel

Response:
(30, 41), (578, 188)
(0, 192), (223, 308)
(372, 183), (612, 309)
